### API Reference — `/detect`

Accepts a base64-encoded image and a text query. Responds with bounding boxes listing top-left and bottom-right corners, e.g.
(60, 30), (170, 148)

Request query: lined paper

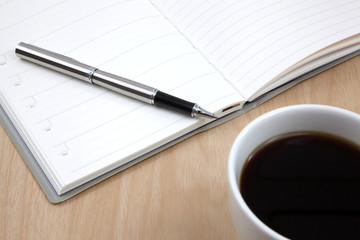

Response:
(152, 0), (360, 99)
(0, 0), (244, 194)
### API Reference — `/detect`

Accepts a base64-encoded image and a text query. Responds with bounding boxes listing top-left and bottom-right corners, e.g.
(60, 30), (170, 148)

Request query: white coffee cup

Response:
(227, 104), (360, 239)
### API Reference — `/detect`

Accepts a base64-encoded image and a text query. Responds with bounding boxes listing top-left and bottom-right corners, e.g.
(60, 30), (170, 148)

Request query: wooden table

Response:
(1, 55), (359, 240)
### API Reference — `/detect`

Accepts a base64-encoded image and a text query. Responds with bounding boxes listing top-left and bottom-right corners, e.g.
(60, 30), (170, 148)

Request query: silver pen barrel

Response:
(15, 42), (96, 83)
(92, 70), (157, 104)
(15, 42), (157, 104)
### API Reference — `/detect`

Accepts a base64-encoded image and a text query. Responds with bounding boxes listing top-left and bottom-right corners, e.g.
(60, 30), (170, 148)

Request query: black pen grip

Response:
(154, 91), (195, 116)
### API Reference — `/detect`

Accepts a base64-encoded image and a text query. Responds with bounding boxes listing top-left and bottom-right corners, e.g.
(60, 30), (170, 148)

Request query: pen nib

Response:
(192, 104), (218, 119)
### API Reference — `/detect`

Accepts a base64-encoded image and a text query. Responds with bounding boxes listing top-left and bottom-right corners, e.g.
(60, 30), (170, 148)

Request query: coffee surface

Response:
(240, 132), (360, 240)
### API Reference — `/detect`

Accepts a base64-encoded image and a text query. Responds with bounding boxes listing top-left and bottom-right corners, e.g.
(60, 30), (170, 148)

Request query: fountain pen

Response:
(15, 42), (217, 119)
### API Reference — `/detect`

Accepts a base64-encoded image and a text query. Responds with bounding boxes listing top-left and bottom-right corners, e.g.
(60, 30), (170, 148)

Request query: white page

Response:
(152, 0), (360, 100)
(0, 0), (245, 194)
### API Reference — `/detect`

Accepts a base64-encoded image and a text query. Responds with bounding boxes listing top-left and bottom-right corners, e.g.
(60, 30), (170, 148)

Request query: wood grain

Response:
(1, 55), (360, 240)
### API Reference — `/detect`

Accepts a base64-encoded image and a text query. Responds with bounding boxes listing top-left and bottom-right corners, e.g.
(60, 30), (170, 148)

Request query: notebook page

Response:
(0, 0), (244, 194)
(151, 0), (360, 100)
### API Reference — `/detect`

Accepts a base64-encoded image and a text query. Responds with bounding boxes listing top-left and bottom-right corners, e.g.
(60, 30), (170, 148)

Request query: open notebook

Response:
(1, 0), (360, 202)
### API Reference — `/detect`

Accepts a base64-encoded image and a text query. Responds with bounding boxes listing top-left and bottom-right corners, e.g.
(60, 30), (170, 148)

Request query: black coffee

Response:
(240, 132), (360, 240)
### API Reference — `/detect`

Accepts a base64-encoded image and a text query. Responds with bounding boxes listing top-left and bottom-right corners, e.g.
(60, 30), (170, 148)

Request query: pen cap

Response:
(15, 42), (96, 83)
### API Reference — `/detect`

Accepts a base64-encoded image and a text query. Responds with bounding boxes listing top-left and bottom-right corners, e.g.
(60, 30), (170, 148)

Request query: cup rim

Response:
(228, 104), (360, 239)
